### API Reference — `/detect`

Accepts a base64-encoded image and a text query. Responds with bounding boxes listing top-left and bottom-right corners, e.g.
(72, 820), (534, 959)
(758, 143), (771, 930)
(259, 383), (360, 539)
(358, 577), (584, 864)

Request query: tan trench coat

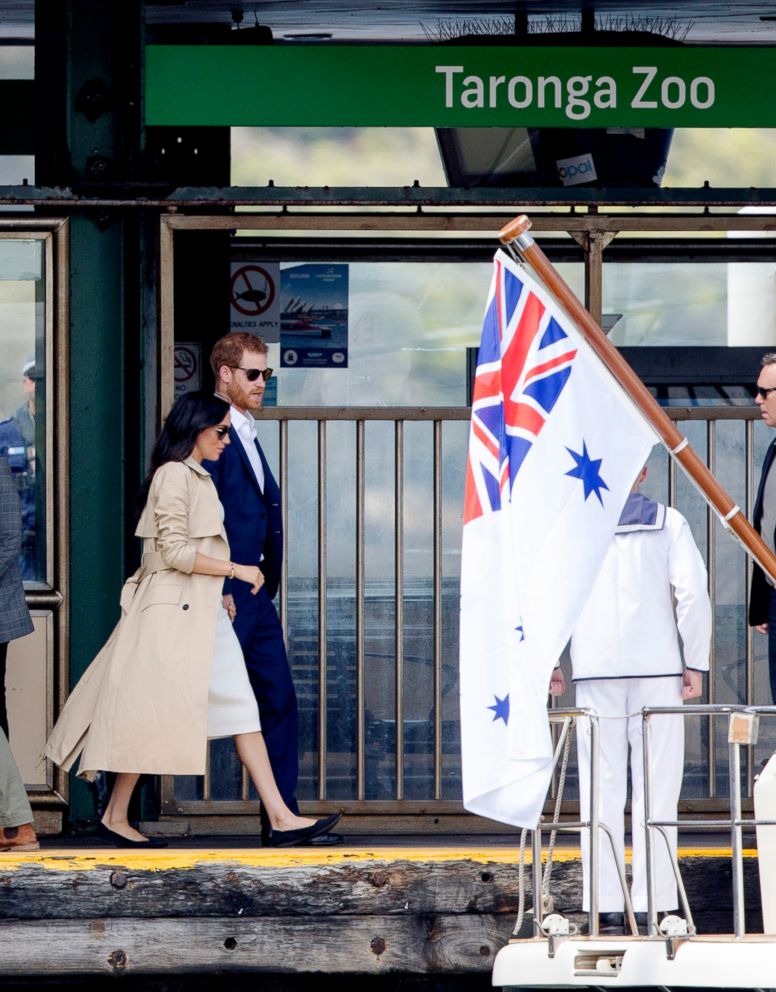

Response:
(46, 457), (231, 778)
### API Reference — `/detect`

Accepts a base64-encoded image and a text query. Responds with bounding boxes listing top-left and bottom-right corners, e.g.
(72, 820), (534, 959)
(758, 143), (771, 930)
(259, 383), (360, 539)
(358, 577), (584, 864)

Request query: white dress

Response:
(206, 505), (261, 739)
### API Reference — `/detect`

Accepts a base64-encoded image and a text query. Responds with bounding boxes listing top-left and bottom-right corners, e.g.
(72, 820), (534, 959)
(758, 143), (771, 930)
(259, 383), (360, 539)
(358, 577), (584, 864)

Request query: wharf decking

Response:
(0, 838), (763, 978)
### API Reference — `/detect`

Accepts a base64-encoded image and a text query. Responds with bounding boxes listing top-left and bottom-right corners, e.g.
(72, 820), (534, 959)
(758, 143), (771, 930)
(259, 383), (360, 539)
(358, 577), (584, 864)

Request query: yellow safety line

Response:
(0, 845), (758, 872)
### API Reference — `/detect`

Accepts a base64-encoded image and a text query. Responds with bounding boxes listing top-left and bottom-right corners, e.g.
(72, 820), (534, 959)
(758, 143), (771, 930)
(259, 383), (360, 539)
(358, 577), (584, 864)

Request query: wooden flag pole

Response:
(499, 213), (776, 584)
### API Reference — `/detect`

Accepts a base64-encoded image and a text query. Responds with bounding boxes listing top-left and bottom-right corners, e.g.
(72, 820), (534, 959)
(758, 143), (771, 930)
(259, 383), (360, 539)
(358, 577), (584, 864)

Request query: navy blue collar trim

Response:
(616, 492), (666, 533)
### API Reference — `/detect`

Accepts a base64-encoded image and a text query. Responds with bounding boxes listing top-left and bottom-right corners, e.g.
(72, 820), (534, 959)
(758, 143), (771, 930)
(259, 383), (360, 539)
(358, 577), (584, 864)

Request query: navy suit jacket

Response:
(204, 424), (283, 602)
(750, 437), (776, 626)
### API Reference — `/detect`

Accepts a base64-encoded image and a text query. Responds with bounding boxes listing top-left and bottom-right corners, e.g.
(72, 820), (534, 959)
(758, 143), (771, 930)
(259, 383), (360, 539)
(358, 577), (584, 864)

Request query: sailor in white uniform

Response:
(550, 467), (711, 925)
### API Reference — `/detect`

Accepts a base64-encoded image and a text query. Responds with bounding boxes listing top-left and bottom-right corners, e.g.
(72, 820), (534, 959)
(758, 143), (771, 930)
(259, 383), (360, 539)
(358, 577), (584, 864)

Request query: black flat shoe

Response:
(304, 831), (344, 847)
(265, 812), (342, 848)
(96, 822), (168, 849)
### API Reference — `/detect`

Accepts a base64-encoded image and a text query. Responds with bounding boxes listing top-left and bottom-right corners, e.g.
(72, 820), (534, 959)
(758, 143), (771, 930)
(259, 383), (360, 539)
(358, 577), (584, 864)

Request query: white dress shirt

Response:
(230, 405), (264, 493)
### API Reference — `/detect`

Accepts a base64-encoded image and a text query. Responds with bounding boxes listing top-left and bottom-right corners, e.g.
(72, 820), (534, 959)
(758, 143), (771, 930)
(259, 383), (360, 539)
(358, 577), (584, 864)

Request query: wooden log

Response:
(0, 857), (525, 919)
(0, 855), (762, 933)
(0, 853), (761, 935)
(0, 915), (511, 976)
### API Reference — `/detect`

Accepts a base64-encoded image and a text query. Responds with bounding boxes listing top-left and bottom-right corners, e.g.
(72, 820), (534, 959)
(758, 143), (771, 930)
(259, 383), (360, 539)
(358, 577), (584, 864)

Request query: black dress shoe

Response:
(96, 822), (168, 849)
(304, 831), (344, 847)
(265, 812), (342, 848)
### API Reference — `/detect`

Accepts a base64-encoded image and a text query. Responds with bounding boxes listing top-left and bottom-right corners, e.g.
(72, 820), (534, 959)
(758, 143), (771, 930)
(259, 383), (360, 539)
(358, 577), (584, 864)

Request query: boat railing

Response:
(538, 705), (776, 940)
(643, 703), (776, 939)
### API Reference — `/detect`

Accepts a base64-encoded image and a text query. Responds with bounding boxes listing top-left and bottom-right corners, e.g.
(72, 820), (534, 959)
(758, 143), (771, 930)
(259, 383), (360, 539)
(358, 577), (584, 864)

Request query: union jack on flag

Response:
(459, 249), (658, 829)
(464, 255), (579, 524)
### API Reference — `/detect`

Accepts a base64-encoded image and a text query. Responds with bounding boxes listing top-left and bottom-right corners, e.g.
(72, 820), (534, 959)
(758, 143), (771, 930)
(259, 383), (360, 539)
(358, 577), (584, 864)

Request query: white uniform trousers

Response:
(576, 675), (684, 913)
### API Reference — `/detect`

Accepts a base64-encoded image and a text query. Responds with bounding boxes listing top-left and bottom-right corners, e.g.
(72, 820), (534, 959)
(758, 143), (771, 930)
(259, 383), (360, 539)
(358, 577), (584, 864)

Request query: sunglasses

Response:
(756, 385), (776, 398)
(213, 425), (230, 439)
(230, 365), (273, 382)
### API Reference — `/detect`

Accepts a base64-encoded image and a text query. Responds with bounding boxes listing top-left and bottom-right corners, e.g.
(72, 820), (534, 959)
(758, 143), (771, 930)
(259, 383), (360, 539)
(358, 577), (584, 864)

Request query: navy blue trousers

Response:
(233, 586), (300, 815)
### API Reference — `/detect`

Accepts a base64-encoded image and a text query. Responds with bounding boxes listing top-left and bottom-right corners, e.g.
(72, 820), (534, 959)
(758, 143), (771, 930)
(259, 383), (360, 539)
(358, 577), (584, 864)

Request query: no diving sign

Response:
(230, 261), (280, 341)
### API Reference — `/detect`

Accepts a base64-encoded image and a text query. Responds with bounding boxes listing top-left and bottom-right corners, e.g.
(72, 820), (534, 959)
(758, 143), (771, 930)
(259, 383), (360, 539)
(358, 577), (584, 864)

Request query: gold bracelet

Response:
(228, 562), (235, 581)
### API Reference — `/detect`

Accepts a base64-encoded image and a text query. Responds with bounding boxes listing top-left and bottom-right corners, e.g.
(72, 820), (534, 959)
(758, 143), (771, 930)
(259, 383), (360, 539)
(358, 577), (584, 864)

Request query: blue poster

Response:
(280, 264), (349, 368)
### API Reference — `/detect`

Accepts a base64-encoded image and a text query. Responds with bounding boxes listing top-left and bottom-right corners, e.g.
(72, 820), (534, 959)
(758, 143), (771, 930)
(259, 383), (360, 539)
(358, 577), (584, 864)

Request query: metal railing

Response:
(643, 703), (776, 938)
(161, 403), (769, 828)
(526, 705), (776, 941)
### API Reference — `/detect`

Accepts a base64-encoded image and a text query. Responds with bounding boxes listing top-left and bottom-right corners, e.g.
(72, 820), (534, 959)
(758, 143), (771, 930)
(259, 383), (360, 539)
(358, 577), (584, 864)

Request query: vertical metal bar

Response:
(53, 220), (71, 810)
(730, 738), (746, 937)
(203, 743), (211, 801)
(708, 419), (717, 799)
(532, 826), (543, 935)
(589, 712), (600, 935)
(158, 216), (175, 423)
(43, 232), (55, 589)
(318, 419), (328, 800)
(395, 420), (405, 801)
(241, 757), (249, 802)
(643, 712), (657, 934)
(356, 419), (366, 800)
(433, 420), (443, 800)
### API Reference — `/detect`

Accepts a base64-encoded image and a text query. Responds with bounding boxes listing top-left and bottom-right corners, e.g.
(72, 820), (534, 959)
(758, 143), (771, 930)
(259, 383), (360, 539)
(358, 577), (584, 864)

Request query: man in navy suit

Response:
(206, 332), (341, 845)
(750, 352), (776, 704)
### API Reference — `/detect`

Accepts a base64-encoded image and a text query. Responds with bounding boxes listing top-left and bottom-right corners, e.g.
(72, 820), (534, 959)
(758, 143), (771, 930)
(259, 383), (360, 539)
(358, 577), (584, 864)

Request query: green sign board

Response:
(146, 45), (773, 128)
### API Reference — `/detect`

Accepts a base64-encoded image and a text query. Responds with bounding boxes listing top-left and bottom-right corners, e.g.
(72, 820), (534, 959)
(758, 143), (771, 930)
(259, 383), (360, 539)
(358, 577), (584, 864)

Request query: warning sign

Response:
(229, 262), (280, 341)
(174, 342), (202, 398)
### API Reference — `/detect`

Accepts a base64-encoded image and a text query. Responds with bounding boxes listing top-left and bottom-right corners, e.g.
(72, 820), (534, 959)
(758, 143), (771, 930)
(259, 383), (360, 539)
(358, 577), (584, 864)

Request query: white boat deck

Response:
(493, 932), (776, 988)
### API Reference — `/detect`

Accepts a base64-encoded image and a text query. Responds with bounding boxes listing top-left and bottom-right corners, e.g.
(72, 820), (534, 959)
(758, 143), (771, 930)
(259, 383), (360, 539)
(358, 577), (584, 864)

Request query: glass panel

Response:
(324, 420), (357, 801)
(713, 420), (749, 707)
(233, 128), (776, 194)
(402, 421), (434, 799)
(285, 419), (321, 798)
(0, 46), (33, 80)
(603, 259), (776, 348)
(275, 261), (583, 407)
(0, 156), (35, 214)
(0, 239), (46, 586)
(173, 775), (204, 802)
(665, 130), (776, 189)
(209, 737), (243, 801)
(232, 127), (445, 187)
(363, 420), (396, 799)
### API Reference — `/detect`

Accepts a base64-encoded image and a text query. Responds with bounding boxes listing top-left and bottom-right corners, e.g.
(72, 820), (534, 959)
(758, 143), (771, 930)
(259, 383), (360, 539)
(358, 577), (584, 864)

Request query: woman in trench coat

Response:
(46, 391), (339, 848)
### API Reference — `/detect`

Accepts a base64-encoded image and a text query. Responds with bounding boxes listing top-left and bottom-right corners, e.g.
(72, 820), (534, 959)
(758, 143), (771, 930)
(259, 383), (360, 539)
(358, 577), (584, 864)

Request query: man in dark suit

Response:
(750, 352), (776, 704)
(206, 333), (340, 846)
